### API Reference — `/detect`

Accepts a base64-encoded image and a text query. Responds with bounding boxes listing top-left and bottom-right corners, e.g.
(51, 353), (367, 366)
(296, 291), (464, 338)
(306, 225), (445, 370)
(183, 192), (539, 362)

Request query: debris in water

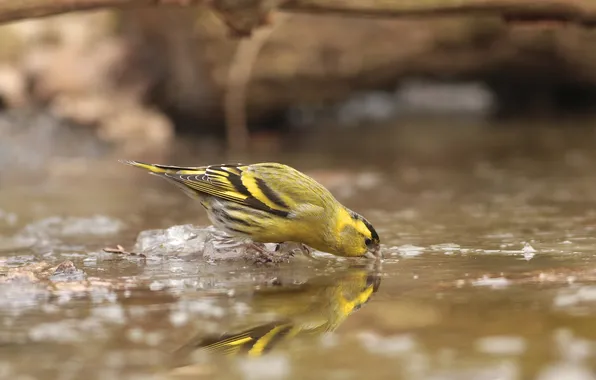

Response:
(103, 245), (146, 259)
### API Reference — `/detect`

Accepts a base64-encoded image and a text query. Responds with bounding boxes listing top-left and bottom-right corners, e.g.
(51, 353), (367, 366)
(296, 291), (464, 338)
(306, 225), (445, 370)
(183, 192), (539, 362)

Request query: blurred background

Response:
(0, 3), (595, 163)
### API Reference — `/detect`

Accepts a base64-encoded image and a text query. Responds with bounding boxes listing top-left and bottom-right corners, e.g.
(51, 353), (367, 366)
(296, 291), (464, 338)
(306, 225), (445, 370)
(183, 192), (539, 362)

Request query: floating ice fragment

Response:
(521, 242), (536, 260)
(430, 243), (461, 252)
(471, 276), (510, 289)
(386, 245), (425, 257)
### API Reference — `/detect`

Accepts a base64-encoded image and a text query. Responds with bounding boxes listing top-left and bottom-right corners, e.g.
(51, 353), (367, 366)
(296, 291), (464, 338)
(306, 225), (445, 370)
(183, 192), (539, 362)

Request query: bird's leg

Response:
(248, 242), (288, 263)
(211, 230), (286, 263)
(299, 243), (314, 256)
(211, 231), (244, 249)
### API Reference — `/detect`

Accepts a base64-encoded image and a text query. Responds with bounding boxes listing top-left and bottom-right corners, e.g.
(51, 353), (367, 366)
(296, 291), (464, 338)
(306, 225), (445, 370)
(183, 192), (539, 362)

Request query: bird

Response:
(120, 160), (381, 259)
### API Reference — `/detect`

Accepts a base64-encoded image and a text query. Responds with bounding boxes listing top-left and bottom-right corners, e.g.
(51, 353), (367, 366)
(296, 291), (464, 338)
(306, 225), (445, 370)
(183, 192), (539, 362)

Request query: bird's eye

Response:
(364, 238), (373, 247)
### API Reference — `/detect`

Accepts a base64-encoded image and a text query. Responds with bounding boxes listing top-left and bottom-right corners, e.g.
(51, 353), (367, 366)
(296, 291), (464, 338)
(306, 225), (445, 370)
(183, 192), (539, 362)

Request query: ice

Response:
(471, 276), (510, 289)
(430, 243), (461, 252)
(133, 224), (305, 261)
(521, 242), (536, 253)
(133, 224), (214, 257)
(386, 244), (426, 257)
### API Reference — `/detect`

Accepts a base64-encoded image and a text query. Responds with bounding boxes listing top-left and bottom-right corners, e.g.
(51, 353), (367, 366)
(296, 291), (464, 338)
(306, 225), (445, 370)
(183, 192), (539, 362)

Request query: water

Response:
(1, 120), (596, 379)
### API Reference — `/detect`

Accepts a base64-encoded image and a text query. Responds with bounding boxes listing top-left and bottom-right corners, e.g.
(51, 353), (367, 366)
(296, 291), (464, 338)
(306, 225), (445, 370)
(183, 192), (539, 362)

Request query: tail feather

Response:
(118, 160), (204, 174)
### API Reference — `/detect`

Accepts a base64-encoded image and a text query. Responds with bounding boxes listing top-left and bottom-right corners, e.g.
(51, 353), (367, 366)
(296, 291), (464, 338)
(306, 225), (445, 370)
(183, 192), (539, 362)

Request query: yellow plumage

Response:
(120, 160), (381, 258)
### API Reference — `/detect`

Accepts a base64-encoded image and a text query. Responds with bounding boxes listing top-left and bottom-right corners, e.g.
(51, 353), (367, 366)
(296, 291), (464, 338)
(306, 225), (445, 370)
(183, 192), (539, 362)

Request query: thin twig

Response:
(224, 12), (289, 152)
(103, 244), (146, 258)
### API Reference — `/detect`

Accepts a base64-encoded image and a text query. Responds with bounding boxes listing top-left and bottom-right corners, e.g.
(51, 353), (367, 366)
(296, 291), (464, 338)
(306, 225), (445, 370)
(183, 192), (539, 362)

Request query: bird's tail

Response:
(118, 160), (203, 174)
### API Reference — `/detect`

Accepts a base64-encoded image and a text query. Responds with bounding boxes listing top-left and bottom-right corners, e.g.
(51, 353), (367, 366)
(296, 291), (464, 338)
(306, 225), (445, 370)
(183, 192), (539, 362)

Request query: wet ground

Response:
(1, 119), (596, 379)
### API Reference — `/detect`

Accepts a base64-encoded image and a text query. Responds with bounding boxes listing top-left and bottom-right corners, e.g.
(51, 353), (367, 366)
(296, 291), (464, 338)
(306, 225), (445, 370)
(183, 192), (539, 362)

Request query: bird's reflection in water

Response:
(176, 264), (381, 362)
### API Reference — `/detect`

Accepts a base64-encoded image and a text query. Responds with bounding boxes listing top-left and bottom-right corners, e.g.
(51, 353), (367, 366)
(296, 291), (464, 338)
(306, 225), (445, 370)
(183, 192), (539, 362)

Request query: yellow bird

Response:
(120, 160), (381, 259)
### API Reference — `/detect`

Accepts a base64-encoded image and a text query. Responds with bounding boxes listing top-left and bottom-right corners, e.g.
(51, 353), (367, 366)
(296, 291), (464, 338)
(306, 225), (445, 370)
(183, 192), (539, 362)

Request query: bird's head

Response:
(335, 209), (381, 259)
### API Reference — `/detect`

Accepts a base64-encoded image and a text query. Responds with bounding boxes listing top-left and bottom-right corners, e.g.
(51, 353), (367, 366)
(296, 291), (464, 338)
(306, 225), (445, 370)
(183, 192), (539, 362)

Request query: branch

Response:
(0, 0), (594, 37)
(282, 0), (596, 26)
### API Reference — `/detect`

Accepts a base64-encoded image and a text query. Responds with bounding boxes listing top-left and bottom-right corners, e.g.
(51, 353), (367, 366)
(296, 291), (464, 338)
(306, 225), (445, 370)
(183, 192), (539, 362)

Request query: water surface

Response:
(1, 120), (596, 379)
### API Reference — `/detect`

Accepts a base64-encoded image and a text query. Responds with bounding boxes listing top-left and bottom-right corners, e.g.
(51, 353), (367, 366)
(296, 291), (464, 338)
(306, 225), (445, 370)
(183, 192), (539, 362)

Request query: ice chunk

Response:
(133, 224), (301, 261)
(430, 243), (461, 252)
(133, 224), (215, 257)
(386, 244), (425, 257)
(472, 276), (510, 289)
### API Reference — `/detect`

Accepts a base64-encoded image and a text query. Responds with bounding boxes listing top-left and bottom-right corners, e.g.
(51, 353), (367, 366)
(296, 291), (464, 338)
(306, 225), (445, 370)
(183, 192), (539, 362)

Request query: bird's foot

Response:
(280, 242), (317, 259)
(249, 242), (288, 264)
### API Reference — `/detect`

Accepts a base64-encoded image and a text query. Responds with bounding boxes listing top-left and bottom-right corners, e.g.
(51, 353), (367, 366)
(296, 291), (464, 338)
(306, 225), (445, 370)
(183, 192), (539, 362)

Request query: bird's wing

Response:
(121, 160), (291, 217)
